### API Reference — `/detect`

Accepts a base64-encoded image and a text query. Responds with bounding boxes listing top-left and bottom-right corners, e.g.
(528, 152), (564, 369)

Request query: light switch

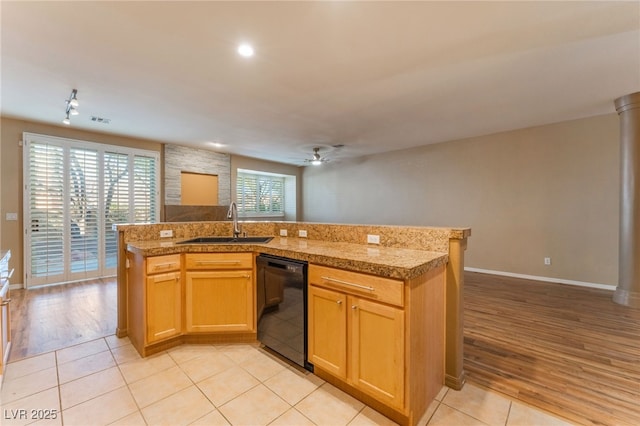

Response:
(6, 212), (18, 221)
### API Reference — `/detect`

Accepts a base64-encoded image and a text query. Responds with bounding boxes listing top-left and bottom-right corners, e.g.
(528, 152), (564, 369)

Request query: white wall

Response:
(302, 114), (620, 286)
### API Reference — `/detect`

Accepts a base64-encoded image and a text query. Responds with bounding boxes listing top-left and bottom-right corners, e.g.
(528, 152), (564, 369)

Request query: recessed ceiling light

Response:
(237, 43), (254, 58)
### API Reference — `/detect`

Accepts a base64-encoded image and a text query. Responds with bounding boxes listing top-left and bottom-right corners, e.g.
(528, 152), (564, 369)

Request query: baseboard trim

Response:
(445, 372), (466, 390)
(9, 283), (23, 290)
(464, 267), (616, 291)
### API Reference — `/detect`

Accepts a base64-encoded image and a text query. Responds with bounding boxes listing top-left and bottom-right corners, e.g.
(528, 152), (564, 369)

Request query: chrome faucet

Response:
(227, 201), (242, 239)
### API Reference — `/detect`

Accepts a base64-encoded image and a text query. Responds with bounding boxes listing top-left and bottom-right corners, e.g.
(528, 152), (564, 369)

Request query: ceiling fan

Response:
(304, 147), (330, 166)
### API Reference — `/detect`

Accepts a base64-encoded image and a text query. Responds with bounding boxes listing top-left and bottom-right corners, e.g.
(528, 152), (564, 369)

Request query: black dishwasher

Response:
(256, 254), (312, 371)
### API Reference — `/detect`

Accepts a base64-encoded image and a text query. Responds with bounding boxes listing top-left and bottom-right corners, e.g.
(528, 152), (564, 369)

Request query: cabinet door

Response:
(185, 271), (254, 332)
(146, 272), (181, 343)
(308, 285), (347, 378)
(349, 296), (405, 409)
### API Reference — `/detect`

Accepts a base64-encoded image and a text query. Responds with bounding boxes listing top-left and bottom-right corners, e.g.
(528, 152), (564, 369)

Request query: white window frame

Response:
(23, 132), (160, 288)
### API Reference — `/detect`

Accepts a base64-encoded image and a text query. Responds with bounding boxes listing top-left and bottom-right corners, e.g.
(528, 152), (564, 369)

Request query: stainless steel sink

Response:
(177, 236), (274, 244)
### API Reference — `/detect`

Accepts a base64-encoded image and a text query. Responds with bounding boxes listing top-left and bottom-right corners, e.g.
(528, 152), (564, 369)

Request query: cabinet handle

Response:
(212, 274), (250, 279)
(152, 263), (177, 270)
(196, 260), (241, 265)
(351, 305), (357, 310)
(152, 274), (178, 283)
(336, 300), (342, 305)
(1, 299), (11, 306)
(320, 276), (375, 292)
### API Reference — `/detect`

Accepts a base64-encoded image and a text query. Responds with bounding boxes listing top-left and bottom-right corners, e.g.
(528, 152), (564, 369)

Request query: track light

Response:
(63, 89), (79, 124)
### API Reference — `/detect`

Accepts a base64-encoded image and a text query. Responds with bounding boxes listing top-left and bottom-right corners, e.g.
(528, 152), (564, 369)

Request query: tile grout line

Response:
(200, 347), (291, 425)
(421, 399), (441, 425)
(54, 349), (64, 426)
(504, 400), (513, 426)
(57, 337), (135, 426)
(170, 345), (237, 426)
(436, 401), (493, 425)
(109, 338), (149, 426)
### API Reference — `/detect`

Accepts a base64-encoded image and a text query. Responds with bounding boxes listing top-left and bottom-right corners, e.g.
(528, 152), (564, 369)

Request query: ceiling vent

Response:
(91, 116), (111, 124)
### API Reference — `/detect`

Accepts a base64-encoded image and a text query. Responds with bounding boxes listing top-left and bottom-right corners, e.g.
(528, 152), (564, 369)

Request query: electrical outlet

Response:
(367, 234), (380, 244)
(160, 230), (173, 238)
(280, 229), (288, 237)
(544, 257), (551, 265)
(298, 230), (307, 238)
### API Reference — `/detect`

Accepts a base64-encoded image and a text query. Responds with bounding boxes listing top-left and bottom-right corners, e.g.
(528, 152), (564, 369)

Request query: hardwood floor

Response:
(7, 272), (639, 426)
(464, 271), (640, 426)
(8, 278), (117, 361)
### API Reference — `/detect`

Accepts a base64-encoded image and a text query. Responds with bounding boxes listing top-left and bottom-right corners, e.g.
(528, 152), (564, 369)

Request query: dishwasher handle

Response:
(267, 260), (288, 269)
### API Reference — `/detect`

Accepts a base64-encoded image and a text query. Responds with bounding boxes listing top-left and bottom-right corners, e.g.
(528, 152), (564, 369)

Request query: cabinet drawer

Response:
(146, 254), (181, 274)
(309, 264), (404, 307)
(185, 253), (253, 270)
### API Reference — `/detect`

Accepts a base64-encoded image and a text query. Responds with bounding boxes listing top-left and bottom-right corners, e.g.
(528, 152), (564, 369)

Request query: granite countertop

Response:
(127, 237), (447, 280)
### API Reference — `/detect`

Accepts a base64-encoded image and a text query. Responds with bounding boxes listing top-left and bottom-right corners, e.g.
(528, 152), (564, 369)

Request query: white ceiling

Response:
(2, 1), (639, 166)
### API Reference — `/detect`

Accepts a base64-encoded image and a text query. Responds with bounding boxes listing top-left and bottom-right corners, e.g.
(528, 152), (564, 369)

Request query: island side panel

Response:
(126, 251), (146, 356)
(116, 229), (128, 337)
(406, 264), (445, 425)
(445, 237), (468, 389)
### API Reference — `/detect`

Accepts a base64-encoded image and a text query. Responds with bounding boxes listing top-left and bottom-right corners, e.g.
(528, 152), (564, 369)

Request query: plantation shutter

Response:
(133, 155), (158, 223)
(28, 142), (65, 282)
(69, 147), (99, 275)
(103, 152), (130, 271)
(24, 133), (159, 287)
(236, 171), (285, 217)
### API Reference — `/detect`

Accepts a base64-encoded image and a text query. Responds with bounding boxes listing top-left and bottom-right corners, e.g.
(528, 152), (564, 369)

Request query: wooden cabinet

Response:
(127, 251), (258, 357)
(349, 296), (404, 409)
(127, 253), (181, 352)
(308, 265), (405, 409)
(308, 285), (347, 378)
(308, 263), (447, 426)
(185, 253), (254, 333)
(146, 271), (181, 343)
(144, 254), (181, 344)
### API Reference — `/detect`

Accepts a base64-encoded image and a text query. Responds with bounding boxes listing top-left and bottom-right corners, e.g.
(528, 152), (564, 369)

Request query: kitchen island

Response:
(116, 221), (470, 426)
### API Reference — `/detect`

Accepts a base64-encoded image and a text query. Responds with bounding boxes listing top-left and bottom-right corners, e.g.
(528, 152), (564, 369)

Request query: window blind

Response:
(69, 147), (99, 274)
(28, 142), (65, 280)
(24, 133), (159, 287)
(236, 171), (285, 217)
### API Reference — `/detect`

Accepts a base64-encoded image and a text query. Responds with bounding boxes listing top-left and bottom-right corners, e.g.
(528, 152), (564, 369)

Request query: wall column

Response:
(614, 92), (640, 308)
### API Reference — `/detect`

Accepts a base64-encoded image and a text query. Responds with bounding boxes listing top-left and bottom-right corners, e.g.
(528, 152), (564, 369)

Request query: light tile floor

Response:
(1, 336), (576, 426)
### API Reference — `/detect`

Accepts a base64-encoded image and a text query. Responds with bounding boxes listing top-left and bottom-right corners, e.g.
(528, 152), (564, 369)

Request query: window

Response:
(236, 171), (285, 217)
(24, 133), (159, 287)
